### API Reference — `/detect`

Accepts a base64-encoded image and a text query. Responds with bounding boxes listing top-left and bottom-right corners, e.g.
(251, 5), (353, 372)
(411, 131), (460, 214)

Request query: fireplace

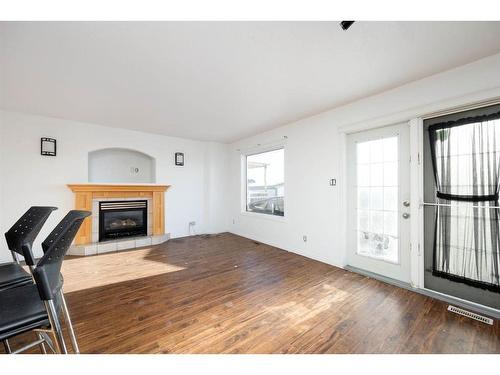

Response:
(99, 200), (147, 242)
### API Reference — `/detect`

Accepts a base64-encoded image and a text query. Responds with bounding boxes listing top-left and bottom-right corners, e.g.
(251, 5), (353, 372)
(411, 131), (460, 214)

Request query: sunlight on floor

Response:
(263, 283), (351, 332)
(61, 247), (185, 293)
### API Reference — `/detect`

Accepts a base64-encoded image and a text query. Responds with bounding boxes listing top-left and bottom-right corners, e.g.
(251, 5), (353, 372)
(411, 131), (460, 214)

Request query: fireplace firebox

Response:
(99, 200), (147, 242)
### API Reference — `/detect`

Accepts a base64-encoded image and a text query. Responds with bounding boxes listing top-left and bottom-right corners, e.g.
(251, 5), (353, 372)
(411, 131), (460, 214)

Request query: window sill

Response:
(239, 211), (287, 223)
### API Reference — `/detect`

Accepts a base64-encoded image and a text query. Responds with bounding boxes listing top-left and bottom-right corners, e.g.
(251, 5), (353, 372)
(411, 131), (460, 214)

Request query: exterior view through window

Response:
(356, 136), (399, 263)
(246, 148), (284, 216)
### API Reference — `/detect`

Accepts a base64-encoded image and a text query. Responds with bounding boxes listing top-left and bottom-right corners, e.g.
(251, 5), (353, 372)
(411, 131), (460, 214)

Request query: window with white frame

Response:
(245, 148), (284, 217)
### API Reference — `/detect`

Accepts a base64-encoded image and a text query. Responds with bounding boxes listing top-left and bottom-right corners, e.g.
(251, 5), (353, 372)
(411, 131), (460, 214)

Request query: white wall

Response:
(88, 148), (156, 183)
(203, 142), (229, 234)
(227, 53), (500, 268)
(0, 111), (228, 263)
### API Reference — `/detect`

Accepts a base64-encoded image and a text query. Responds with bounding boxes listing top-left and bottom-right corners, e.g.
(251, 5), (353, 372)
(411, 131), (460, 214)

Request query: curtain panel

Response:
(428, 111), (500, 292)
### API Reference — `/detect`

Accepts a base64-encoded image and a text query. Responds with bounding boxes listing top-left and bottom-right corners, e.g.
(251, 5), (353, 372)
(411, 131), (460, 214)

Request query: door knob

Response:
(402, 212), (410, 219)
(403, 200), (410, 207)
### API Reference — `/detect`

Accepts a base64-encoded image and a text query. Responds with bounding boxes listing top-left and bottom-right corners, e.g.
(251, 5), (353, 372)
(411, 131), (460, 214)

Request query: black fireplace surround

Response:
(99, 200), (147, 242)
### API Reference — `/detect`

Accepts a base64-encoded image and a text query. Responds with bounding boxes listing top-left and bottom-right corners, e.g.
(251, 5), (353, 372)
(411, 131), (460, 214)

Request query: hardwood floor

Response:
(2, 233), (499, 353)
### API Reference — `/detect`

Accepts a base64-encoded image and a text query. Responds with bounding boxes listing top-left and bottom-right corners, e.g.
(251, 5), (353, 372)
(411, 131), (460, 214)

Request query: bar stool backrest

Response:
(4, 206), (58, 266)
(33, 210), (90, 301)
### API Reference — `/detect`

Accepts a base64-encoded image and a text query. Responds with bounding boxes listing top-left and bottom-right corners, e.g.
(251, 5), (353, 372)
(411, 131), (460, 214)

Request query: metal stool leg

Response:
(45, 300), (68, 354)
(3, 339), (12, 353)
(39, 332), (56, 354)
(60, 292), (80, 354)
(37, 333), (47, 354)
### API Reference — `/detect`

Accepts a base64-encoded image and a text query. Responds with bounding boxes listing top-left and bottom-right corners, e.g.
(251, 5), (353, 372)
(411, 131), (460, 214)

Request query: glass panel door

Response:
(347, 123), (411, 283)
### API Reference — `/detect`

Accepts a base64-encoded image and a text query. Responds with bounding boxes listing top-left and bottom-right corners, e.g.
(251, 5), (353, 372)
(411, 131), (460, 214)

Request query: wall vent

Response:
(447, 305), (494, 325)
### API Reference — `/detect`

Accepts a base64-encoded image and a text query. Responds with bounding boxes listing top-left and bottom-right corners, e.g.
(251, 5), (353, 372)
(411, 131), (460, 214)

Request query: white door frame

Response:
(409, 118), (425, 289)
(340, 119), (424, 288)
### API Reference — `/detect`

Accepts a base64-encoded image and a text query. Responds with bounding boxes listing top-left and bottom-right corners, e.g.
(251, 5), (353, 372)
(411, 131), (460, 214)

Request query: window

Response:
(426, 111), (500, 292)
(356, 136), (399, 263)
(245, 148), (284, 217)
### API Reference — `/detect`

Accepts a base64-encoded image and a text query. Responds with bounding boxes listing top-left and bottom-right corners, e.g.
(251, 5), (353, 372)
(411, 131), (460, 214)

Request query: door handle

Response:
(402, 212), (410, 219)
(403, 200), (410, 207)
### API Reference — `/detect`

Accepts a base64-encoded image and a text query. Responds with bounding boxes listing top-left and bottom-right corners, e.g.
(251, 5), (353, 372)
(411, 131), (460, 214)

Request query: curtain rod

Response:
(422, 97), (500, 120)
(421, 202), (500, 209)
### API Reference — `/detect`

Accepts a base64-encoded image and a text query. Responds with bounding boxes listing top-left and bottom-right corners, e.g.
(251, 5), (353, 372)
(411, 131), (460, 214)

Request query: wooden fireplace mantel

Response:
(67, 184), (170, 245)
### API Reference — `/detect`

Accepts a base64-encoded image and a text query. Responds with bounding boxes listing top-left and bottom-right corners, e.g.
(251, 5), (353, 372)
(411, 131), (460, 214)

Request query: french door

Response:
(346, 122), (411, 283)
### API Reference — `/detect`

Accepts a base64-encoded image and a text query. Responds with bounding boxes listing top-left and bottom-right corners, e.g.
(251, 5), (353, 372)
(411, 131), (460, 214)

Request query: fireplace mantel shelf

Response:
(67, 183), (170, 245)
(68, 184), (170, 192)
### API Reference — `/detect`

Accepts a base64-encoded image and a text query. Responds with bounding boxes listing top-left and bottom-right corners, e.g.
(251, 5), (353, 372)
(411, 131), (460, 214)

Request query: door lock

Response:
(403, 200), (410, 207)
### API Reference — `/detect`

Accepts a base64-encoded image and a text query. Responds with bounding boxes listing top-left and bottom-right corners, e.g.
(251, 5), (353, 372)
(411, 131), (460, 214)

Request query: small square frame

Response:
(41, 137), (57, 156)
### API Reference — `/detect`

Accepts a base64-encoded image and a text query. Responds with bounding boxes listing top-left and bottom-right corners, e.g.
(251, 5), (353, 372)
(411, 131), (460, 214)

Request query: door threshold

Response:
(345, 265), (500, 320)
(345, 265), (412, 290)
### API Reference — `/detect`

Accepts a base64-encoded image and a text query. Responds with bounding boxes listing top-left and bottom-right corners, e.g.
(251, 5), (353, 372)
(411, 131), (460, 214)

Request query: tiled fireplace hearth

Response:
(67, 184), (170, 256)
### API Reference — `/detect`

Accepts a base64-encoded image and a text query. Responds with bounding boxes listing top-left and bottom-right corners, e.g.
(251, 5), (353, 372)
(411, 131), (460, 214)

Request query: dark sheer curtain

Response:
(429, 111), (500, 292)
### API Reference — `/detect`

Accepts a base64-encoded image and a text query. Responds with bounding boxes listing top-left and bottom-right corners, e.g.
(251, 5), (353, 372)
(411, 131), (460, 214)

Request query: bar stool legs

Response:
(45, 300), (68, 354)
(38, 332), (56, 354)
(60, 291), (80, 354)
(3, 339), (11, 353)
(2, 295), (78, 354)
(37, 333), (47, 354)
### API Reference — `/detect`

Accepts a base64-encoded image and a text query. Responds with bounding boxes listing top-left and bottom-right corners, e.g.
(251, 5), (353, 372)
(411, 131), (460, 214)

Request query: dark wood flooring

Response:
(2, 233), (499, 353)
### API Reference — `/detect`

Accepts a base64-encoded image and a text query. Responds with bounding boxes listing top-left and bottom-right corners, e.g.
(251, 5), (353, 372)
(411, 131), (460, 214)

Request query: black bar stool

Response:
(1, 206), (57, 291)
(1, 206), (57, 353)
(0, 210), (90, 354)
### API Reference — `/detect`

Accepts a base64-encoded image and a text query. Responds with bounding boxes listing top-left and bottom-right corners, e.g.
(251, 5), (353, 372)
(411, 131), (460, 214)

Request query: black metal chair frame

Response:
(1, 206), (57, 352)
(1, 206), (57, 291)
(0, 210), (90, 354)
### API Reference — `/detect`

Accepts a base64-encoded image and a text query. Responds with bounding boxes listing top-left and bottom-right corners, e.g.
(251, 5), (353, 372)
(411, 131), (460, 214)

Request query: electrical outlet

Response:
(303, 235), (307, 242)
(189, 221), (196, 226)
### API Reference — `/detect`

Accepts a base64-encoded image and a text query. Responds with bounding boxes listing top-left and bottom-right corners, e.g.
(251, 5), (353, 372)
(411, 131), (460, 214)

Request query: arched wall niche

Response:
(88, 148), (156, 183)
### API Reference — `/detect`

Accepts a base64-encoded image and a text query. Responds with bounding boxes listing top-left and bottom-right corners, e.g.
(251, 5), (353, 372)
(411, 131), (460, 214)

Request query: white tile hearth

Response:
(116, 239), (136, 251)
(68, 244), (97, 257)
(97, 241), (117, 254)
(135, 237), (152, 247)
(152, 235), (166, 245)
(69, 233), (170, 256)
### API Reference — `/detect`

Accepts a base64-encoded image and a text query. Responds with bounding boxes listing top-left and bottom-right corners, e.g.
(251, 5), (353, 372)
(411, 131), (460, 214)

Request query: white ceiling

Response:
(1, 21), (500, 143)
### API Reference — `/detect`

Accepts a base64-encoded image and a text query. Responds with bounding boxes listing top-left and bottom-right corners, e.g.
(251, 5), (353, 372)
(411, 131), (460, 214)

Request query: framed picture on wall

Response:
(41, 137), (57, 156)
(175, 152), (184, 166)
